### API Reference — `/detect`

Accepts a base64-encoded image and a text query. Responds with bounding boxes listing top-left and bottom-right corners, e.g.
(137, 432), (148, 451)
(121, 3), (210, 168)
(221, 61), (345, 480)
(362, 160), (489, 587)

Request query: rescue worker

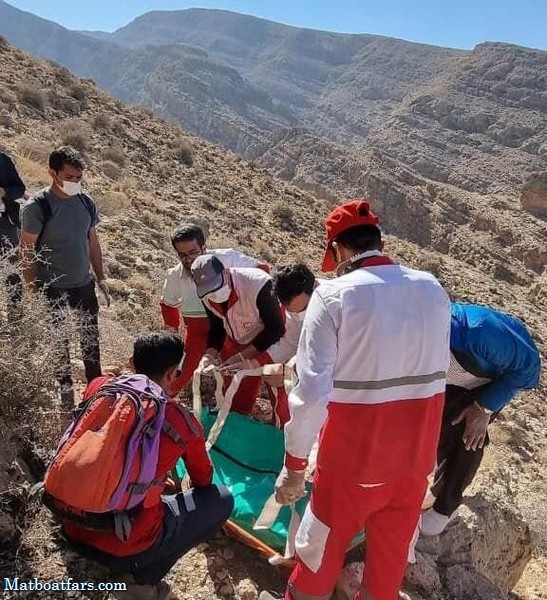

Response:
(228, 263), (323, 426)
(420, 302), (541, 536)
(61, 331), (234, 600)
(260, 200), (451, 600)
(160, 223), (266, 393)
(191, 254), (285, 415)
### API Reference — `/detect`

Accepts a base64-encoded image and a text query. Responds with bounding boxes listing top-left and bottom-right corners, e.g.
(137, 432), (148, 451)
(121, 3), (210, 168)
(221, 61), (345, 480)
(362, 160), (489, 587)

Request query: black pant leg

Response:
(133, 485), (234, 585)
(432, 386), (489, 516)
(67, 485), (234, 585)
(45, 286), (73, 387)
(67, 281), (102, 383)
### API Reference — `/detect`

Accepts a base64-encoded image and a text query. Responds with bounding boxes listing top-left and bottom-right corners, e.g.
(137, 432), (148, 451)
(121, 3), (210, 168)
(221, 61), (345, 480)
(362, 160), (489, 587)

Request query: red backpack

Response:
(42, 374), (193, 540)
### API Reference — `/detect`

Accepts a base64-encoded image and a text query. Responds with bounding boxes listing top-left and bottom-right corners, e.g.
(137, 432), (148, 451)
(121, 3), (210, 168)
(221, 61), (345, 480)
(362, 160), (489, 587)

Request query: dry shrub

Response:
(173, 138), (194, 167)
(141, 209), (163, 230)
(67, 83), (86, 102)
(57, 118), (92, 152)
(254, 239), (275, 265)
(16, 84), (47, 111)
(271, 201), (296, 230)
(0, 112), (15, 129)
(0, 248), (80, 444)
(0, 88), (17, 109)
(96, 190), (130, 216)
(103, 144), (126, 166)
(17, 138), (51, 163)
(100, 160), (122, 180)
(57, 96), (81, 116)
(201, 196), (218, 211)
(92, 113), (112, 131)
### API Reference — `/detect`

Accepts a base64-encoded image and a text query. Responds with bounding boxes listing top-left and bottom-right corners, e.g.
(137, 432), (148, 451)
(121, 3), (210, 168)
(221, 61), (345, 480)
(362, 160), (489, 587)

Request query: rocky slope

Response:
(0, 35), (546, 600)
(0, 3), (545, 199)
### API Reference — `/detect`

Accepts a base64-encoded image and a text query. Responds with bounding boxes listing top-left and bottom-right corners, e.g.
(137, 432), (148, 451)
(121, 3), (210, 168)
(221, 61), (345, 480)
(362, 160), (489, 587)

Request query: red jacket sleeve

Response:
(160, 301), (181, 330)
(165, 403), (213, 487)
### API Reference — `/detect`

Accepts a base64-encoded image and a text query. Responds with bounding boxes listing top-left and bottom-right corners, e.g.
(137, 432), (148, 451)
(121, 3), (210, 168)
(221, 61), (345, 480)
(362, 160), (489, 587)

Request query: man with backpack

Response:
(44, 331), (234, 600)
(0, 150), (25, 328)
(19, 146), (110, 407)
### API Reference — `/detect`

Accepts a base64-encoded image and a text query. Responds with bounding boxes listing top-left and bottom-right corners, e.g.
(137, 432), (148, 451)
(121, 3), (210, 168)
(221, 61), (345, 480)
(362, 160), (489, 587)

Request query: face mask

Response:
(207, 284), (231, 304)
(291, 310), (306, 323)
(59, 180), (82, 196)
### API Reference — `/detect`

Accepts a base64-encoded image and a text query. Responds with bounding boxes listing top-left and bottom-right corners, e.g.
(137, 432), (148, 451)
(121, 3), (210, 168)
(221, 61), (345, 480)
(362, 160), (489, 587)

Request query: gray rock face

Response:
(521, 172), (547, 218)
(0, 3), (545, 202)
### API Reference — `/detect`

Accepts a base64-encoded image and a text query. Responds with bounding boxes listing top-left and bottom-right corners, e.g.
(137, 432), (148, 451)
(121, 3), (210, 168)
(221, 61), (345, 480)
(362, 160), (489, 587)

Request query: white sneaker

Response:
(419, 508), (451, 536)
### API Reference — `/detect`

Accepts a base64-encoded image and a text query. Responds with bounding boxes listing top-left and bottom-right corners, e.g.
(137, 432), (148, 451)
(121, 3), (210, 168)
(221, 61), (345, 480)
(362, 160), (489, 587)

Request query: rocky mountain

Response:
(0, 2), (545, 202)
(0, 33), (547, 599)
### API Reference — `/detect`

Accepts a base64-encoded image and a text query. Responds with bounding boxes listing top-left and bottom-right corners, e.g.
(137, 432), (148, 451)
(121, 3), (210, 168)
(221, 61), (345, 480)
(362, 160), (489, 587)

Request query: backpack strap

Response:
(162, 403), (201, 447)
(36, 192), (95, 241)
(172, 402), (201, 437)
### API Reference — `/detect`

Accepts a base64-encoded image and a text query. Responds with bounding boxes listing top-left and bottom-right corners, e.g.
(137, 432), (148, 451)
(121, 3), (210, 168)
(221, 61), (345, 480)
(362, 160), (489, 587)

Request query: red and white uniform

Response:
(204, 267), (283, 415)
(160, 249), (261, 392)
(285, 256), (450, 600)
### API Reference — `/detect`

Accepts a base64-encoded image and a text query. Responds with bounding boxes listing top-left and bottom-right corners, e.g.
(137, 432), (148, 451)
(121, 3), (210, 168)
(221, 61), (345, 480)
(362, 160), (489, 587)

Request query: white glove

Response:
(97, 279), (111, 307)
(198, 349), (220, 371)
(275, 467), (306, 505)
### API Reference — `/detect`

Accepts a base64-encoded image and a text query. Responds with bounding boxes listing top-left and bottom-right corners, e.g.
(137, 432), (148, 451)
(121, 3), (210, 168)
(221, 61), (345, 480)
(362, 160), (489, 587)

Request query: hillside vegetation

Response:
(0, 35), (546, 600)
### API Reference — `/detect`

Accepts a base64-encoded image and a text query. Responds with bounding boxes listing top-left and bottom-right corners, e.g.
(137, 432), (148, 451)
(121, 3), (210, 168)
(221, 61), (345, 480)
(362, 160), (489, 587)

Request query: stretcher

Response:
(176, 366), (362, 565)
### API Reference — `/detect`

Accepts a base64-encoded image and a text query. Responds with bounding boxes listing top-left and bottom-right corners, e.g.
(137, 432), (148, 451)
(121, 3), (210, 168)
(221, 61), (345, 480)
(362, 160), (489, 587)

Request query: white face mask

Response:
(59, 180), (82, 196)
(207, 284), (231, 304)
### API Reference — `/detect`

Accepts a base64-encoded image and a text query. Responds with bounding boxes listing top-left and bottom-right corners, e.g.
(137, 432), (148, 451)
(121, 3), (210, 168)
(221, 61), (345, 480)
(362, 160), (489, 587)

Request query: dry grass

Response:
(16, 137), (51, 164)
(57, 119), (92, 152)
(96, 190), (131, 216)
(16, 84), (47, 111)
(172, 138), (194, 167)
(99, 160), (122, 180)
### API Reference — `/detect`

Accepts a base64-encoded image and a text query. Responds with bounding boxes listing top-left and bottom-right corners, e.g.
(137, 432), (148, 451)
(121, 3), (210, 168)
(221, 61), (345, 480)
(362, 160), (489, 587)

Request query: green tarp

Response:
(176, 408), (310, 551)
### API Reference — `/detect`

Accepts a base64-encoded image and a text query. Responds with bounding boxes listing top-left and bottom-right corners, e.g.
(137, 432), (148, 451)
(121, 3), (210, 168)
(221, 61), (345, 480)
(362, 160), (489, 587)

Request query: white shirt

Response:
(161, 248), (262, 318)
(266, 279), (327, 364)
(285, 263), (451, 462)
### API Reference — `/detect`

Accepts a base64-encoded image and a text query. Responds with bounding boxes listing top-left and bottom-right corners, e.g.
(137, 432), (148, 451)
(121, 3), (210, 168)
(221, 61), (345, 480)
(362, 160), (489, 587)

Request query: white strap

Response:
(192, 365), (265, 450)
(205, 366), (264, 450)
(254, 493), (282, 530)
(254, 493), (301, 560)
(284, 503), (301, 559)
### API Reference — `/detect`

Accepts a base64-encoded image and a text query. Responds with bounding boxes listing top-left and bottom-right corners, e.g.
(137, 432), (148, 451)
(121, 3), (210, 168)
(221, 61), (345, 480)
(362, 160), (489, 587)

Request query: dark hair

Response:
(274, 263), (315, 305)
(48, 146), (85, 172)
(334, 224), (382, 252)
(133, 331), (184, 379)
(171, 223), (206, 248)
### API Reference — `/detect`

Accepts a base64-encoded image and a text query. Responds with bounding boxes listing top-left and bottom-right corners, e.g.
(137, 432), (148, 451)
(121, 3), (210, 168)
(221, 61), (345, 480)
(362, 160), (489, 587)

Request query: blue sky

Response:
(6, 0), (546, 50)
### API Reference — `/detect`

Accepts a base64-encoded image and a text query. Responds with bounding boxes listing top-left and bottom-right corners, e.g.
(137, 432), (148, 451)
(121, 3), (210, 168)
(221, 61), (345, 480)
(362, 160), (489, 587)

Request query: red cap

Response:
(321, 200), (380, 272)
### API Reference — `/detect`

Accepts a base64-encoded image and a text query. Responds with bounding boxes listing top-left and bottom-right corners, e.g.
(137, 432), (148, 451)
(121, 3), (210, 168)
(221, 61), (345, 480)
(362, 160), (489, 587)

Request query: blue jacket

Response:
(450, 303), (541, 412)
